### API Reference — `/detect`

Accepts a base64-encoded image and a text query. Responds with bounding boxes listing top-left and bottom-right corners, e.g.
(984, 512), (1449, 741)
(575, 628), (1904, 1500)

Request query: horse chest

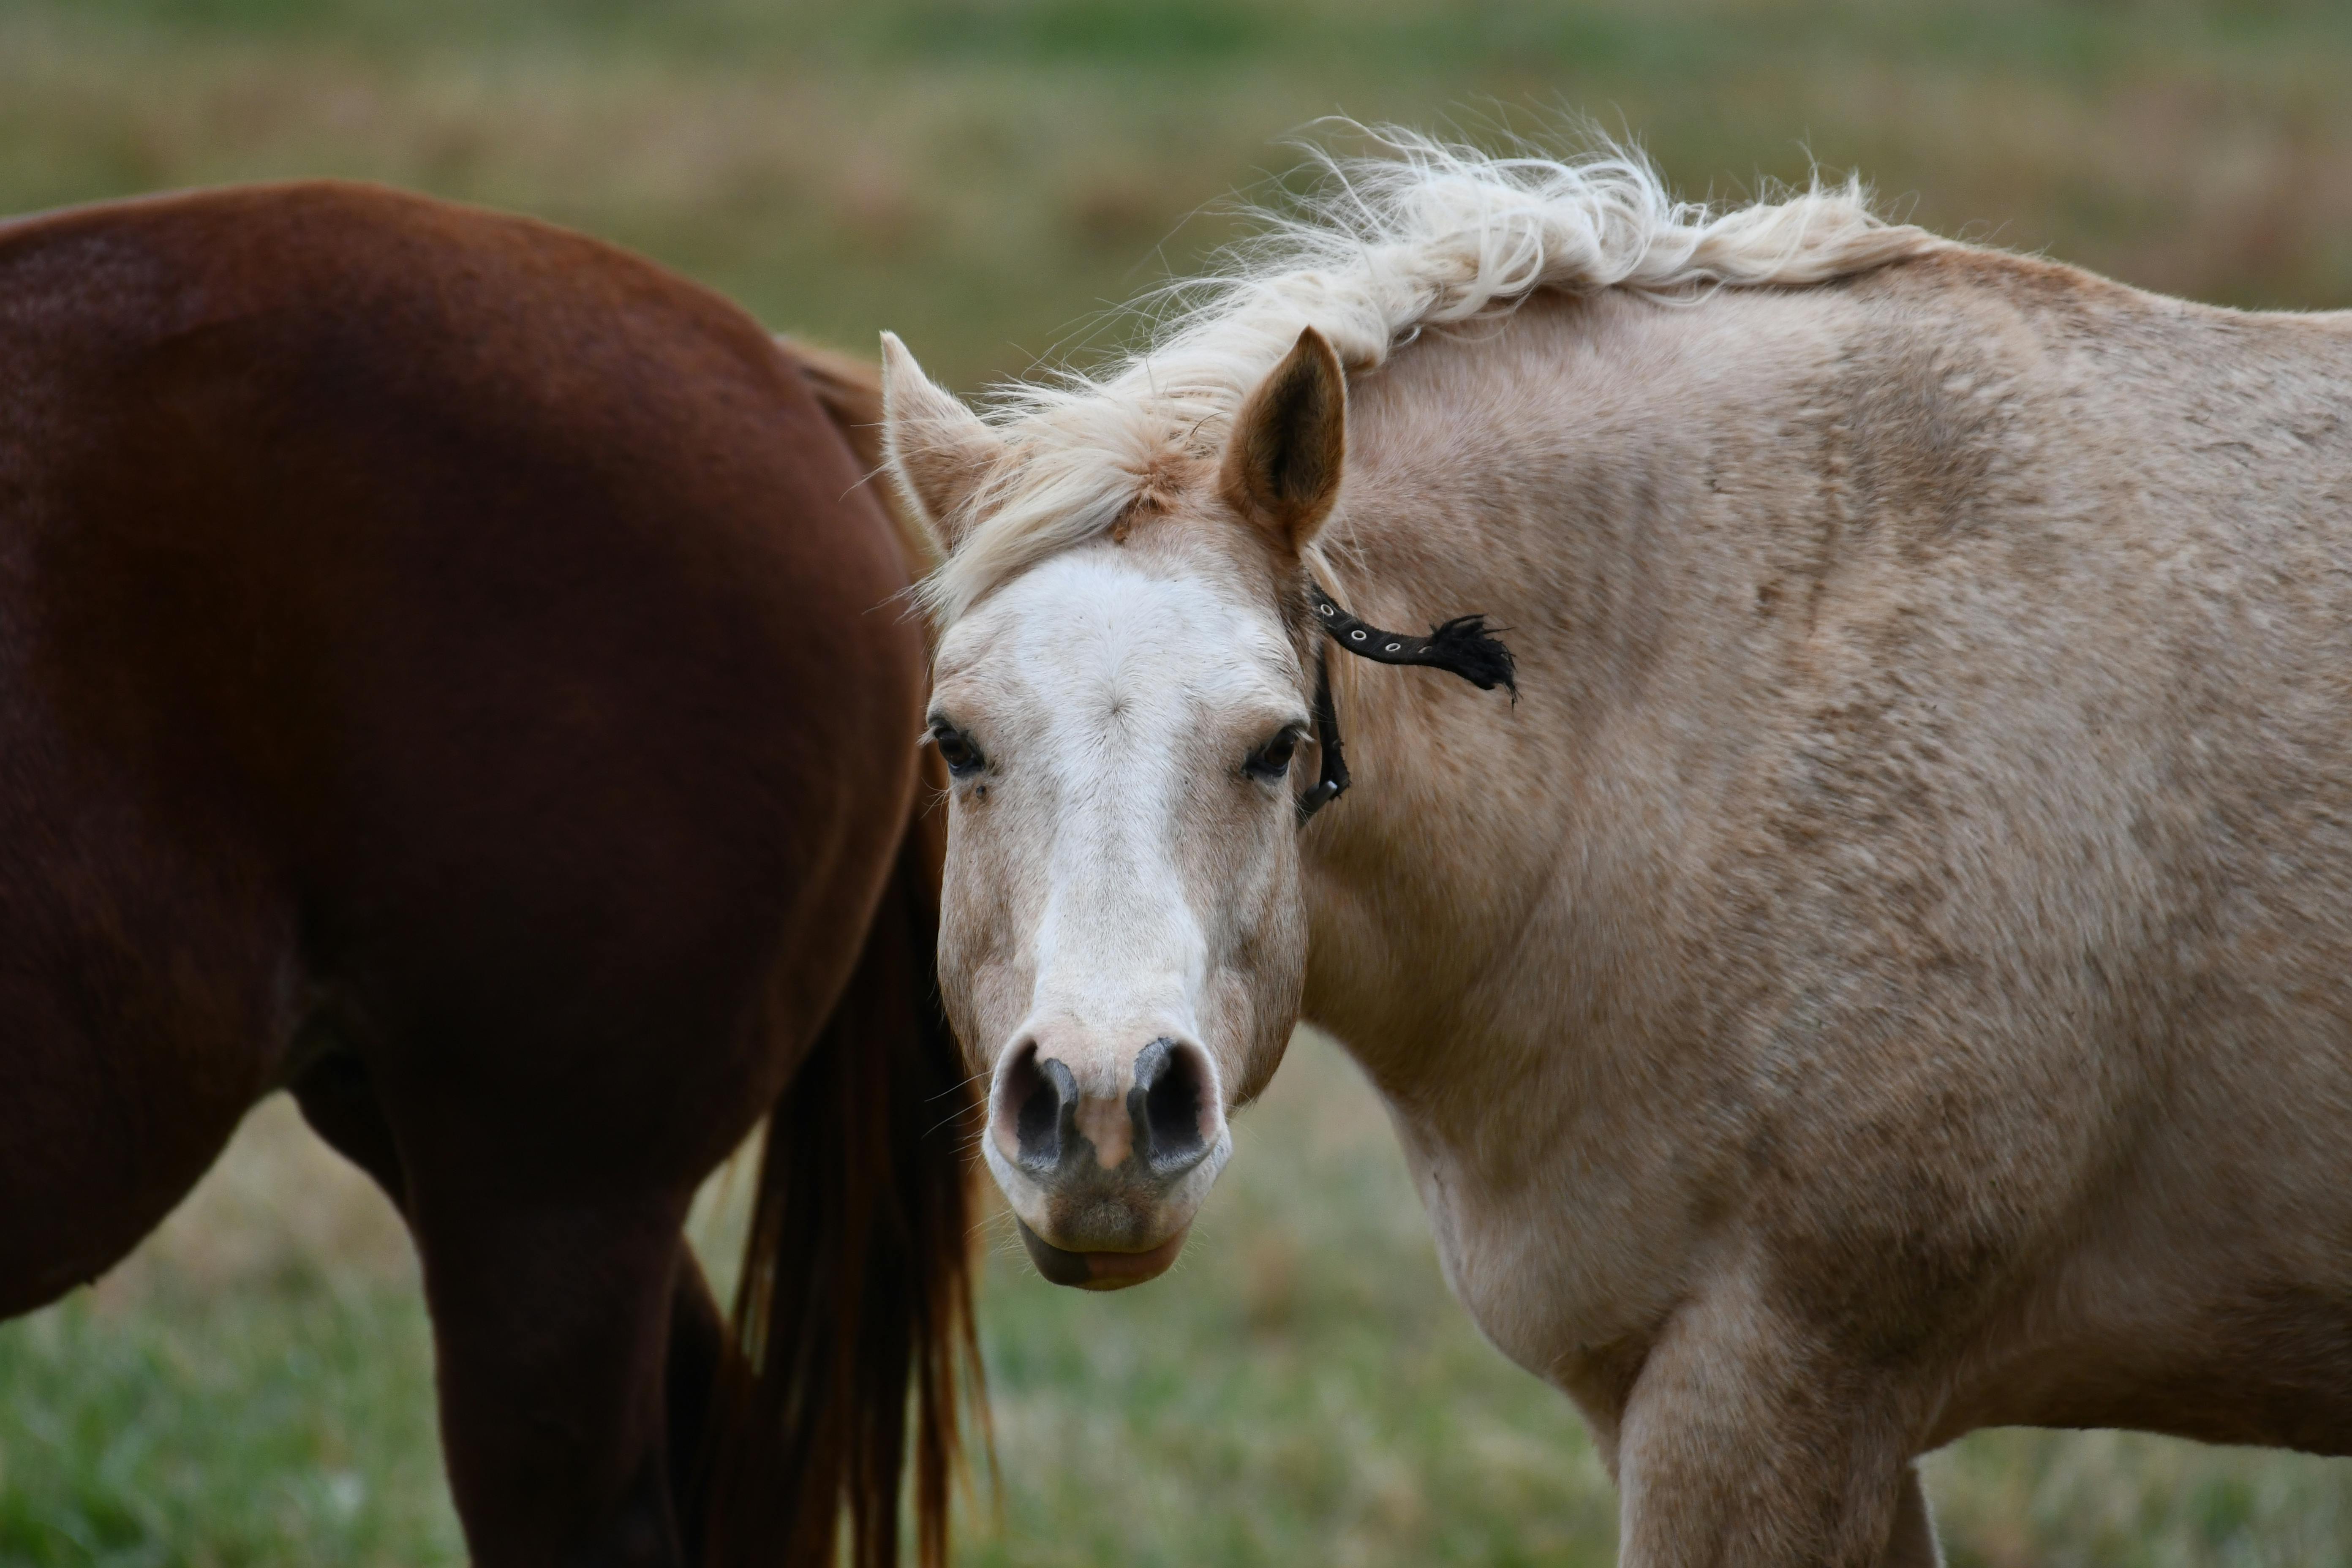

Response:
(1389, 1113), (1691, 1390)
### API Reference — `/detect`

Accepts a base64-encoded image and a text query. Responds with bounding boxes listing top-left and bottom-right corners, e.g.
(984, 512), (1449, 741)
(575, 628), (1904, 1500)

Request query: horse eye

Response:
(1245, 730), (1299, 781)
(932, 722), (985, 777)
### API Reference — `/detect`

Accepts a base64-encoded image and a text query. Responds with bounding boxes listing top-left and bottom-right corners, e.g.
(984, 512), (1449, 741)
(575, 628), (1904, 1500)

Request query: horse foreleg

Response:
(404, 1176), (696, 1568)
(1614, 1285), (1935, 1568)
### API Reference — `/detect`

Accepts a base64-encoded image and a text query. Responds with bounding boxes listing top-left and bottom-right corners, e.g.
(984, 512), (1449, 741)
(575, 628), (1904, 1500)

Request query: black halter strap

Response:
(1297, 650), (1350, 821)
(1296, 579), (1515, 824)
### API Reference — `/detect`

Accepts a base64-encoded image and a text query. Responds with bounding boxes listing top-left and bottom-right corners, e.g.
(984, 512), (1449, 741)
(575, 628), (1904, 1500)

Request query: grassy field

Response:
(6, 0), (2352, 1562)
(6, 1036), (2352, 1567)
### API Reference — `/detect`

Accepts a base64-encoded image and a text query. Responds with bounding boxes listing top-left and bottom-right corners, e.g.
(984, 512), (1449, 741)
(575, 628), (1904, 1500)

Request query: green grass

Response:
(7, 1039), (2351, 1566)
(5, 1), (2352, 1560)
(0, 1100), (453, 1568)
(0, 1284), (454, 1568)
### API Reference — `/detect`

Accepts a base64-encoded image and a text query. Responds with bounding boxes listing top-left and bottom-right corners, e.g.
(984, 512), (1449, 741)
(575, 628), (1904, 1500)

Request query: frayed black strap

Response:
(1295, 580), (1514, 829)
(1307, 580), (1516, 695)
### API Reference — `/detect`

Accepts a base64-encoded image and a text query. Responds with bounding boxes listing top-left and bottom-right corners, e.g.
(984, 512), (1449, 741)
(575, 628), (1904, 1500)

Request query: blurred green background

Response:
(5, 1), (2352, 1563)
(7, 0), (2352, 391)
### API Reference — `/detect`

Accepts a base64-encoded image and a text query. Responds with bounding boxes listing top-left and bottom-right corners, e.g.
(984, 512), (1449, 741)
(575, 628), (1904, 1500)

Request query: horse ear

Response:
(1220, 326), (1347, 555)
(881, 332), (998, 555)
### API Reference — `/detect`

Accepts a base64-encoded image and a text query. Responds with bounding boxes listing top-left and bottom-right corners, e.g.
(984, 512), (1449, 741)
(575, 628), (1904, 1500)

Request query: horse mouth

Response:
(1014, 1217), (1191, 1291)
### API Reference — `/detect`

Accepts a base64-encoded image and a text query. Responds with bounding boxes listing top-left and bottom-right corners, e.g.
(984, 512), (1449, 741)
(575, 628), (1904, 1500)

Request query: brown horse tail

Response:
(698, 767), (981, 1568)
(783, 335), (943, 580)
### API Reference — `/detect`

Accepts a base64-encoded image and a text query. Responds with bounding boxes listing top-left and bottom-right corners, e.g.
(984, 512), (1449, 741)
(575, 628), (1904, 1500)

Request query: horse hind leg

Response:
(396, 1159), (699, 1568)
(294, 1034), (734, 1561)
(318, 1027), (706, 1564)
(290, 1048), (411, 1213)
(1881, 1465), (1944, 1568)
(664, 1247), (726, 1565)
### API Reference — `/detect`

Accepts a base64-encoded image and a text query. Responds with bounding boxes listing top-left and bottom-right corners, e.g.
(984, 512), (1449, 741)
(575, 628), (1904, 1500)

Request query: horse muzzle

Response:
(986, 1032), (1229, 1289)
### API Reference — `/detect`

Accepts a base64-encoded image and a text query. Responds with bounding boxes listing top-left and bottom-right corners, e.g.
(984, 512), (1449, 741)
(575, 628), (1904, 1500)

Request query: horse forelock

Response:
(918, 122), (1948, 623)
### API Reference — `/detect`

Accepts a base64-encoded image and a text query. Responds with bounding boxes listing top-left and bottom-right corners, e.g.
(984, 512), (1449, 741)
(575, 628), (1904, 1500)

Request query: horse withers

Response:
(882, 131), (2352, 1565)
(0, 182), (975, 1567)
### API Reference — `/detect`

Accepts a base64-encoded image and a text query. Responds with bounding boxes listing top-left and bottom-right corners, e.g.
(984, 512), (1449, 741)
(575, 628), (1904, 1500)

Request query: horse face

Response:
(926, 544), (1312, 1288)
(889, 325), (1346, 1289)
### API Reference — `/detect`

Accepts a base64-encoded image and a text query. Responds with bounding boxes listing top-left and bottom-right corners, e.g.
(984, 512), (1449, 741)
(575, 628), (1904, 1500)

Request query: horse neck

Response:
(1297, 286), (1835, 1119)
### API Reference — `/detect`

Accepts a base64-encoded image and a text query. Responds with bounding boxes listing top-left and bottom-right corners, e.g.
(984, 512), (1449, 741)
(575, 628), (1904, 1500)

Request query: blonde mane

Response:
(922, 126), (1946, 621)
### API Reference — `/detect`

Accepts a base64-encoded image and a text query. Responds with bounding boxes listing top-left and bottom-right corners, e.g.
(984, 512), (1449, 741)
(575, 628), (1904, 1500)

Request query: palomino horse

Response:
(879, 131), (2352, 1564)
(0, 182), (976, 1567)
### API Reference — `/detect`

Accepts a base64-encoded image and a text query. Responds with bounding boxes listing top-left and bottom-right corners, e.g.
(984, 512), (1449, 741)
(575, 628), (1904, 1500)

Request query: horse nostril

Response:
(1130, 1038), (1213, 1176)
(1000, 1041), (1079, 1174)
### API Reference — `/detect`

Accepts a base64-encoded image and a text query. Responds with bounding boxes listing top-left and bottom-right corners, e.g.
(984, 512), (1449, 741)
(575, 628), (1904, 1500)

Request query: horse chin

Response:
(1015, 1217), (1192, 1292)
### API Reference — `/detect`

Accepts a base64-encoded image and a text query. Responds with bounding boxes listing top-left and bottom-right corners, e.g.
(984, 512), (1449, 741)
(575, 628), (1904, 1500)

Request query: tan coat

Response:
(886, 134), (2352, 1563)
(1304, 253), (2352, 1561)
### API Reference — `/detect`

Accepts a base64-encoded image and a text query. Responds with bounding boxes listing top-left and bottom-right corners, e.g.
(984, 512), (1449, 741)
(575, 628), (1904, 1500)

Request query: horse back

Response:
(1713, 253), (2352, 1447)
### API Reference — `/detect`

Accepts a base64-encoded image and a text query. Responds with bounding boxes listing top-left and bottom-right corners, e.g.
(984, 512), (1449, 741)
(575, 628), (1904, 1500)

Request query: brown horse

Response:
(0, 181), (976, 1567)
